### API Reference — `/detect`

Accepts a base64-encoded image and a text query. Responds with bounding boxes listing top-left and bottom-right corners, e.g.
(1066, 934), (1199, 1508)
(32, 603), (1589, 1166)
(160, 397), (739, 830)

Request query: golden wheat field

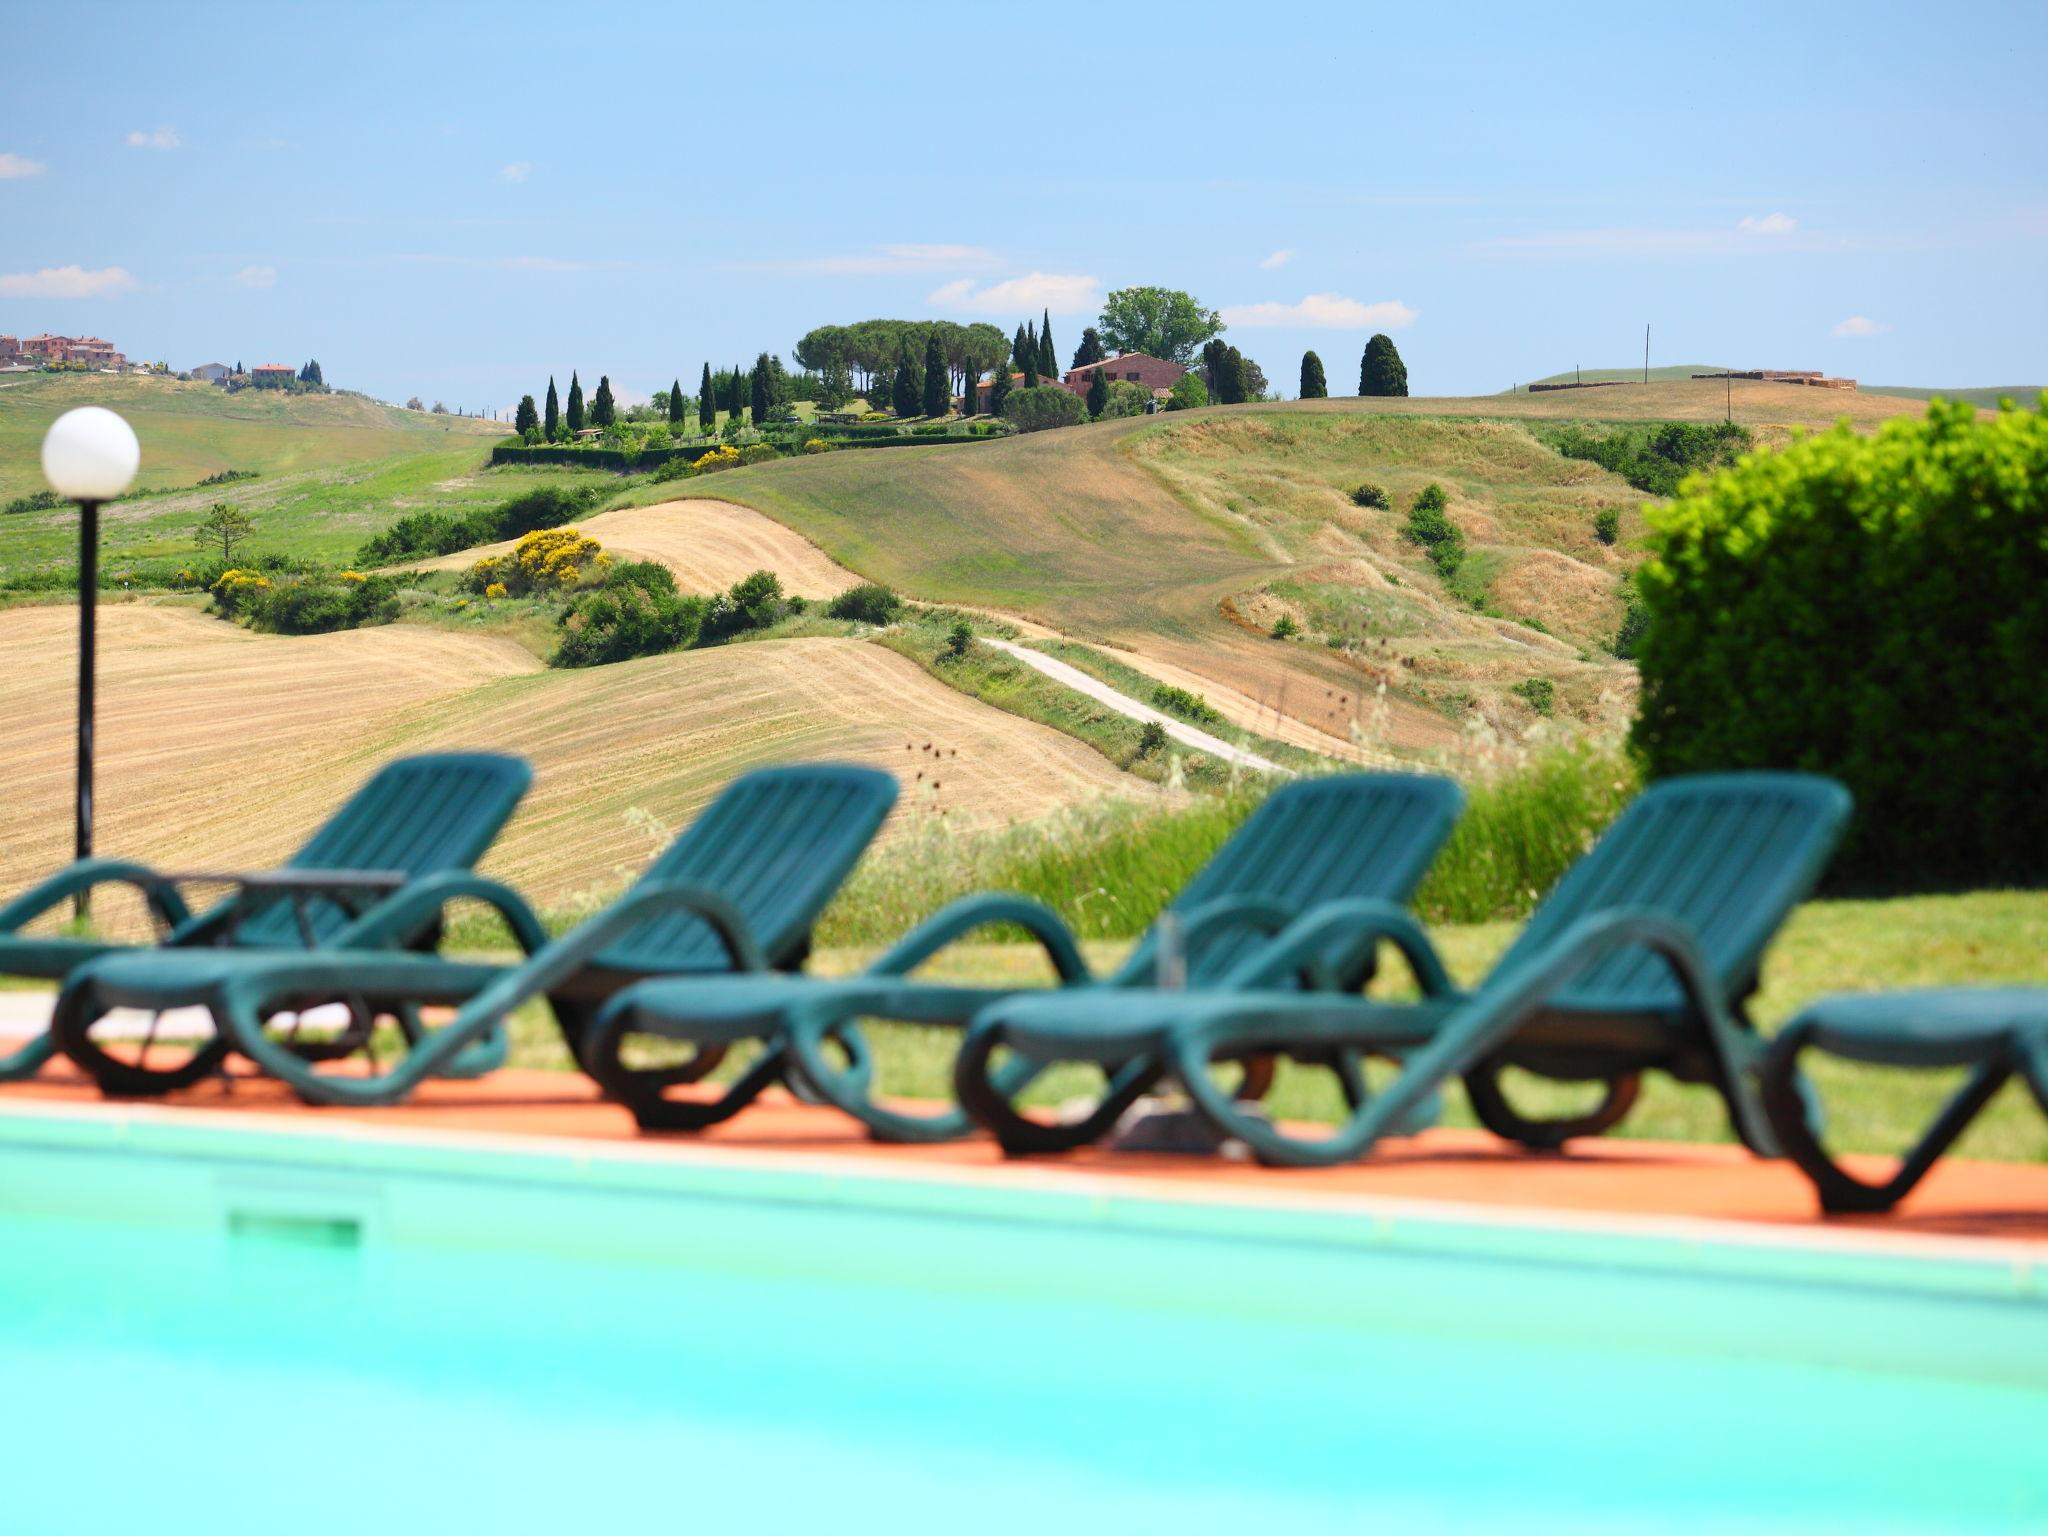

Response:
(0, 605), (1149, 915)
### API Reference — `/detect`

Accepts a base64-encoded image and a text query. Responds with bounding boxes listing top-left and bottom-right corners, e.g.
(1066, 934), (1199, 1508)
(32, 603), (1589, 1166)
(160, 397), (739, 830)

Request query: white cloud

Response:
(1831, 315), (1890, 338)
(0, 152), (45, 179)
(927, 271), (1102, 315)
(499, 162), (531, 182)
(1738, 212), (1797, 235)
(1220, 293), (1418, 330)
(0, 265), (139, 299)
(233, 265), (277, 289)
(747, 244), (1001, 275)
(1259, 249), (1294, 269)
(124, 127), (179, 151)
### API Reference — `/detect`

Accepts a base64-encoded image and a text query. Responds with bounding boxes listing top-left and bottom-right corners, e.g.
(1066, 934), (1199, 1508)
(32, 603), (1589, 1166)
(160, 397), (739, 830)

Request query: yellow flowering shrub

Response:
(692, 444), (742, 473)
(802, 438), (831, 454)
(484, 581), (508, 600)
(210, 568), (271, 617)
(339, 570), (366, 584)
(463, 527), (607, 596)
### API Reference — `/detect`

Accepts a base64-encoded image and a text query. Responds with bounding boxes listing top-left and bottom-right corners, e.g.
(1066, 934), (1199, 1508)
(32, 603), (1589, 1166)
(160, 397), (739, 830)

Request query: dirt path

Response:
(982, 639), (1287, 774)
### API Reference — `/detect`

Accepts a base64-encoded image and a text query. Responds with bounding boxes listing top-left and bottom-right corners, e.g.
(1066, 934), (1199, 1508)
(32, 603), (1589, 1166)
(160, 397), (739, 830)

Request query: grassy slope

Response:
(689, 382), (1934, 756)
(0, 373), (575, 579)
(1508, 364), (1726, 389)
(1862, 383), (2046, 409)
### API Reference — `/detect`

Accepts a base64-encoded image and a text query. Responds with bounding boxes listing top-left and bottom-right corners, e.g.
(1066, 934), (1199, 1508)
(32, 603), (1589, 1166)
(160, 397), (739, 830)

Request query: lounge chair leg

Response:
(1463, 1062), (1641, 1150)
(51, 990), (233, 1098)
(1758, 1024), (2013, 1215)
(955, 1024), (1160, 1155)
(581, 1008), (785, 1132)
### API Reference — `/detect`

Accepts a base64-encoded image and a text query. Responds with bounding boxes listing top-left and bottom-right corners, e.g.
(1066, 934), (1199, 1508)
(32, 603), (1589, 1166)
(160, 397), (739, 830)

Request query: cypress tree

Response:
(544, 376), (560, 440)
(1086, 367), (1108, 419)
(565, 371), (585, 434)
(1223, 346), (1248, 405)
(668, 379), (684, 423)
(922, 331), (948, 417)
(694, 364), (712, 430)
(514, 394), (539, 435)
(988, 363), (1013, 418)
(1071, 327), (1106, 369)
(891, 336), (922, 417)
(960, 367), (979, 417)
(1038, 309), (1057, 377)
(750, 353), (773, 425)
(1020, 322), (1039, 389)
(1299, 350), (1328, 399)
(1359, 333), (1409, 397)
(591, 374), (616, 428)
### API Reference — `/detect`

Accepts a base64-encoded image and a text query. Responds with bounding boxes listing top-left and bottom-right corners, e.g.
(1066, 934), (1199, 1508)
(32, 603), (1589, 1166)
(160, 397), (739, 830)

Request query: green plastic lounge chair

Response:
(1, 752), (531, 1089)
(1759, 989), (2048, 1213)
(956, 772), (1850, 1165)
(52, 763), (898, 1105)
(584, 772), (1464, 1142)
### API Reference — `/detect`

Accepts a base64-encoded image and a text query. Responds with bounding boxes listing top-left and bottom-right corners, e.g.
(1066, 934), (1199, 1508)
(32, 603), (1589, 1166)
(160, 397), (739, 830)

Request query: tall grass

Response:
(815, 745), (1637, 946)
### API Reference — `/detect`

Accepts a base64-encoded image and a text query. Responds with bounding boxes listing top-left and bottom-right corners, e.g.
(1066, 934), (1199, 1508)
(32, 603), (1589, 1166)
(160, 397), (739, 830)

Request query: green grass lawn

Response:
(484, 887), (2048, 1163)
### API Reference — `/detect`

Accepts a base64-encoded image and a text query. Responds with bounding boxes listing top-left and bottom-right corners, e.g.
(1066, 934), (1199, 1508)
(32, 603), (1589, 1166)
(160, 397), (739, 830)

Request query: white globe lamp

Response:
(41, 405), (142, 904)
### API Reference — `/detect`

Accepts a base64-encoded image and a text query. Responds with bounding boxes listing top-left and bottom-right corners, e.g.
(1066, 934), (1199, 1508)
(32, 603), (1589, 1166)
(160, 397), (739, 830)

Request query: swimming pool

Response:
(1, 1102), (2043, 1534)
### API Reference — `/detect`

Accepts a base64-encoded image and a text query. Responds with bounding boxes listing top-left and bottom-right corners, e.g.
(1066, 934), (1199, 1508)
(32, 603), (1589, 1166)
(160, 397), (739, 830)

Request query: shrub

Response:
(1098, 380), (1150, 419)
(1269, 614), (1299, 639)
(1541, 420), (1751, 498)
(826, 583), (903, 625)
(738, 443), (780, 465)
(1149, 684), (1225, 729)
(553, 577), (705, 668)
(1402, 482), (1466, 578)
(1612, 581), (1649, 659)
(1350, 482), (1389, 510)
(2, 489), (65, 516)
(465, 527), (607, 596)
(1593, 507), (1621, 545)
(693, 444), (742, 473)
(701, 568), (789, 642)
(1632, 398), (2048, 887)
(355, 484), (601, 565)
(1511, 677), (1556, 716)
(802, 437), (832, 454)
(257, 574), (400, 635)
(943, 619), (973, 658)
(1165, 374), (1210, 411)
(1001, 385), (1086, 434)
(1134, 720), (1169, 758)
(209, 568), (272, 618)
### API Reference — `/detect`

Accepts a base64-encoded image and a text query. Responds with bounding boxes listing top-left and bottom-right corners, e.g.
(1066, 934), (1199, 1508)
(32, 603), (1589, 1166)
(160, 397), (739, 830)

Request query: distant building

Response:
(0, 335), (19, 365)
(190, 362), (231, 384)
(249, 363), (297, 388)
(17, 332), (128, 370)
(1057, 352), (1187, 397)
(1691, 368), (1857, 391)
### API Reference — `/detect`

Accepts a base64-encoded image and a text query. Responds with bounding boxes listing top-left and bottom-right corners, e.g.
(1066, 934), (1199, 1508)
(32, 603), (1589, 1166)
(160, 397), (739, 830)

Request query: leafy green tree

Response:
(1038, 309), (1057, 377)
(1165, 373), (1210, 411)
(1360, 333), (1409, 397)
(668, 380), (685, 424)
(1299, 351), (1328, 399)
(1086, 367), (1108, 418)
(543, 376), (560, 440)
(1098, 287), (1224, 364)
(922, 331), (948, 417)
(1201, 339), (1246, 404)
(1098, 379), (1150, 418)
(591, 375), (616, 428)
(514, 394), (540, 436)
(195, 501), (255, 561)
(565, 372), (585, 434)
(1071, 327), (1106, 369)
(1403, 482), (1464, 576)
(819, 358), (853, 410)
(891, 336), (922, 416)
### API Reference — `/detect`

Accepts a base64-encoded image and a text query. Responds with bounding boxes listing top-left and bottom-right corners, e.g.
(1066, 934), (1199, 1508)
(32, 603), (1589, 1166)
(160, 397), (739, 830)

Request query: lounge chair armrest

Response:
(1222, 898), (1453, 995)
(1173, 895), (1299, 955)
(0, 858), (192, 935)
(1369, 905), (1779, 1154)
(870, 893), (1091, 982)
(331, 871), (549, 955)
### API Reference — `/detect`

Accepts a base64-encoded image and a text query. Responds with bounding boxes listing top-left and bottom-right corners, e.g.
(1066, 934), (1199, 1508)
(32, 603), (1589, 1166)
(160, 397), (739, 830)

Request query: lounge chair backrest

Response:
(594, 763), (899, 973)
(1116, 772), (1464, 987)
(231, 753), (533, 949)
(1489, 772), (1850, 1012)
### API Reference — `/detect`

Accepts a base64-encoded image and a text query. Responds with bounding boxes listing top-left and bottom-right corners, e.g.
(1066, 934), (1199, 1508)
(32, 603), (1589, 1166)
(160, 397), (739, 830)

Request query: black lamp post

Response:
(40, 407), (139, 914)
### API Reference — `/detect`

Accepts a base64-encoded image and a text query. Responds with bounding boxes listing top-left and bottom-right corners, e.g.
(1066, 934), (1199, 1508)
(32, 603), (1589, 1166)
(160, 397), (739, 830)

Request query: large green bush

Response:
(356, 484), (603, 565)
(1540, 420), (1751, 498)
(1001, 385), (1086, 433)
(551, 562), (705, 667)
(1632, 398), (2048, 887)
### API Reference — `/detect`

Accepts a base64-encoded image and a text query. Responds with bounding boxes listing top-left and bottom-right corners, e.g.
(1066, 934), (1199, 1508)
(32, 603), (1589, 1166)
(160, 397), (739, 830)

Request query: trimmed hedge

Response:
(1633, 398), (2048, 888)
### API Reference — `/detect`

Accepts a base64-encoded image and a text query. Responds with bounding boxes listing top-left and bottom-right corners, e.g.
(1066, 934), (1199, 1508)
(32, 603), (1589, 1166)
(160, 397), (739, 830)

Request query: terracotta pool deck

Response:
(5, 1062), (2047, 1251)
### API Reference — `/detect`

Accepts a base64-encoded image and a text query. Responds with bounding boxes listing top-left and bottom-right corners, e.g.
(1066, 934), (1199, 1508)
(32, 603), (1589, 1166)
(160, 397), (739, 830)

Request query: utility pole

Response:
(1726, 369), (1732, 424)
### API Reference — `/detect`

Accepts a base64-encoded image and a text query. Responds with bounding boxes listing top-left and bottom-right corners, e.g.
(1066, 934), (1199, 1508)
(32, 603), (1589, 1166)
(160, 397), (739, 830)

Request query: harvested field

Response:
(416, 498), (864, 599)
(0, 607), (1144, 914)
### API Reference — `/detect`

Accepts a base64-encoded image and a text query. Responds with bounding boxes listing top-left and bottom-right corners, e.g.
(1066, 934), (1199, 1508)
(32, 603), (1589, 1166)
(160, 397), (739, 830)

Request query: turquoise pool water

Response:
(0, 1109), (2043, 1534)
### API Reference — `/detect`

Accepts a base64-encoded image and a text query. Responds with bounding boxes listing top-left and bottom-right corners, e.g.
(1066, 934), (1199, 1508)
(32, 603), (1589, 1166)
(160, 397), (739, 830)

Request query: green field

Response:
(1862, 383), (2047, 409)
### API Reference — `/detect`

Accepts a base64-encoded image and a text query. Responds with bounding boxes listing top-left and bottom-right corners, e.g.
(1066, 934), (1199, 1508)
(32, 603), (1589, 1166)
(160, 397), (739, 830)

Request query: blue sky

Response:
(4, 1), (2043, 410)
